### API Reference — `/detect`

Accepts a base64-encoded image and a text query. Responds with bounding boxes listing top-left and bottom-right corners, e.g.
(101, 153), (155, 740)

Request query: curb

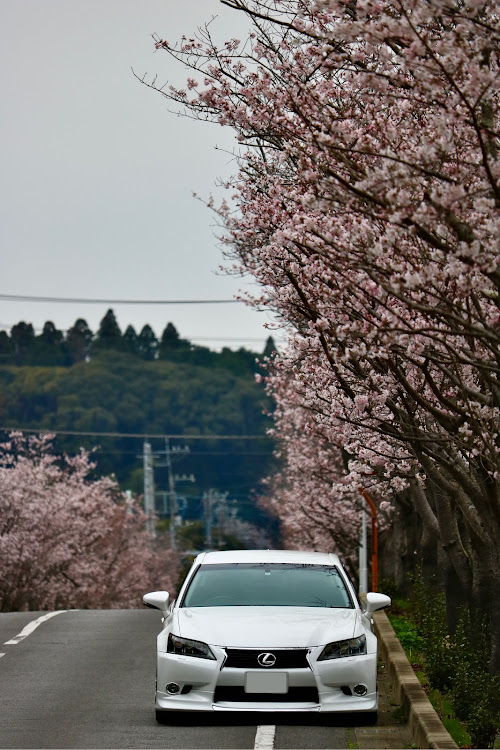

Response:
(374, 610), (458, 750)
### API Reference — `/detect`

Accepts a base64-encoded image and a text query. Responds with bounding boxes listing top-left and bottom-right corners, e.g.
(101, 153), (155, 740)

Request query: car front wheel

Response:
(358, 710), (378, 725)
(156, 710), (170, 724)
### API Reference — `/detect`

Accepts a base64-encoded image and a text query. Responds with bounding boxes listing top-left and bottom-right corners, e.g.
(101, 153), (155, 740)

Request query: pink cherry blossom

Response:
(0, 434), (178, 611)
(148, 0), (500, 672)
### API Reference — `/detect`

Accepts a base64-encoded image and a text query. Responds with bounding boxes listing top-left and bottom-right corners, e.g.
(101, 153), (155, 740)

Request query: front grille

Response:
(214, 686), (319, 703)
(224, 649), (310, 669)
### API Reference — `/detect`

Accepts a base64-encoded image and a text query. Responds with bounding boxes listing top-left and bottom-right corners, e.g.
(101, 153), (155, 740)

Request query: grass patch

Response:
(388, 614), (424, 663)
(392, 705), (405, 724)
(428, 689), (472, 747)
(387, 607), (475, 747)
(345, 727), (358, 749)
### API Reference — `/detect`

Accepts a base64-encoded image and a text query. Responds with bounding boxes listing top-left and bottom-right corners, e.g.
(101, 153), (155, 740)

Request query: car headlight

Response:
(317, 634), (367, 660)
(167, 633), (215, 660)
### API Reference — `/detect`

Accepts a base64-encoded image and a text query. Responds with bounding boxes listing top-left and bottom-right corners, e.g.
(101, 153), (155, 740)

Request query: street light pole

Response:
(359, 487), (378, 592)
(359, 507), (368, 595)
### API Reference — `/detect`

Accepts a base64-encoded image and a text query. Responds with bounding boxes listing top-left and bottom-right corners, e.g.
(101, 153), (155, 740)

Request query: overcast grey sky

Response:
(0, 0), (280, 352)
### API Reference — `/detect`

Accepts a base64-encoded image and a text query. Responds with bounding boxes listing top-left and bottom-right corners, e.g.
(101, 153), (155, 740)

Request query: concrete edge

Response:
(373, 610), (459, 750)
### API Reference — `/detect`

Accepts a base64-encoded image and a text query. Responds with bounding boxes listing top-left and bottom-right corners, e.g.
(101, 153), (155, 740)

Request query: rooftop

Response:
(195, 549), (341, 566)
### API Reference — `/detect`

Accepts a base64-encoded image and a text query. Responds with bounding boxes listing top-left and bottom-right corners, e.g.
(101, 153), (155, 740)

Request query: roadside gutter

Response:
(374, 610), (459, 750)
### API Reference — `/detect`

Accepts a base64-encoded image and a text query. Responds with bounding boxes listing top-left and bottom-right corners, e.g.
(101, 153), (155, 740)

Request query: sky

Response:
(0, 0), (282, 352)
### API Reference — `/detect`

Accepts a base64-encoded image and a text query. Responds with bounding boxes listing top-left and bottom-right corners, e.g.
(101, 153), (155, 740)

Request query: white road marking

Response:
(254, 724), (276, 750)
(0, 653), (5, 658)
(3, 611), (68, 645)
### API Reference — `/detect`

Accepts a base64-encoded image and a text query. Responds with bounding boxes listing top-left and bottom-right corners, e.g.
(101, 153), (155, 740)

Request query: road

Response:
(0, 609), (408, 749)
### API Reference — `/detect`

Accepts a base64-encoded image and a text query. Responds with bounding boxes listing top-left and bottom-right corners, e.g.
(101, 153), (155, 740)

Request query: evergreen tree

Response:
(159, 322), (190, 360)
(262, 336), (278, 359)
(137, 325), (158, 361)
(161, 322), (181, 346)
(11, 322), (35, 365)
(0, 331), (13, 364)
(123, 325), (138, 356)
(33, 321), (66, 366)
(93, 309), (124, 353)
(40, 321), (62, 345)
(66, 319), (93, 364)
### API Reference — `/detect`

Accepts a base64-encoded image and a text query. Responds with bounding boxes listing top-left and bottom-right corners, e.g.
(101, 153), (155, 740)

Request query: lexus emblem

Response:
(257, 652), (277, 668)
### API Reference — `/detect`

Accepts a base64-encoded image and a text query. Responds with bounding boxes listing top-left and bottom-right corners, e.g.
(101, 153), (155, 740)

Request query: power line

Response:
(90, 449), (274, 456)
(0, 426), (272, 440)
(0, 294), (239, 305)
(187, 335), (280, 344)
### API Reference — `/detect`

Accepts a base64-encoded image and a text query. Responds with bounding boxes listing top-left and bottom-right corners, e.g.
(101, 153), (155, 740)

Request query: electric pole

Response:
(203, 490), (214, 550)
(142, 439), (193, 549)
(215, 491), (229, 547)
(143, 441), (156, 538)
(203, 490), (229, 550)
(165, 438), (177, 550)
(162, 440), (192, 551)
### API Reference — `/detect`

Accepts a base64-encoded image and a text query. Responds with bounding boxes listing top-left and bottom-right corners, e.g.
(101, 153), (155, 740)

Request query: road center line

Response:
(3, 611), (68, 645)
(254, 724), (276, 750)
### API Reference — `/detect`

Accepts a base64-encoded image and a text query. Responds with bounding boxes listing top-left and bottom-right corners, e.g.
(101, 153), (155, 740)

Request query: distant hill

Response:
(0, 314), (279, 540)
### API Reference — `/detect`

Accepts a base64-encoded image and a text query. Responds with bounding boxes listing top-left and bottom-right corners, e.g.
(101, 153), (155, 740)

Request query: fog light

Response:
(353, 684), (367, 696)
(166, 682), (181, 694)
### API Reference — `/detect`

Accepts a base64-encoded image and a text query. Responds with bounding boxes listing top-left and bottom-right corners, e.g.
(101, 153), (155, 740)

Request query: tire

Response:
(155, 710), (170, 724)
(359, 710), (378, 726)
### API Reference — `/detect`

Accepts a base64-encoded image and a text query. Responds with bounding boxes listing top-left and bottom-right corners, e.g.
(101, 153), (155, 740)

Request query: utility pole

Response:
(142, 440), (193, 547)
(162, 440), (192, 551)
(215, 491), (229, 547)
(202, 490), (214, 550)
(143, 441), (156, 538)
(203, 490), (229, 550)
(165, 438), (177, 550)
(125, 489), (134, 515)
(142, 439), (193, 550)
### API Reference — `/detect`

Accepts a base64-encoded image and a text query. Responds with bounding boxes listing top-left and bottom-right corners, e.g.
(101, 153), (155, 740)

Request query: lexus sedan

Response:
(143, 549), (390, 723)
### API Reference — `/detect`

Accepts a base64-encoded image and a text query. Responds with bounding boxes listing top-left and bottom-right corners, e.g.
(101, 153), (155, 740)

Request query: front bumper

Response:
(155, 646), (378, 714)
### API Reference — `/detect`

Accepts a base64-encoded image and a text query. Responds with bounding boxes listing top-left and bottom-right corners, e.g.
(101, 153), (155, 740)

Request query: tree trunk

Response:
(440, 548), (464, 635)
(489, 547), (500, 675)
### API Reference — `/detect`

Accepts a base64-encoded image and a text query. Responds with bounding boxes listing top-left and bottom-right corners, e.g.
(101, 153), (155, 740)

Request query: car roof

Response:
(194, 549), (342, 566)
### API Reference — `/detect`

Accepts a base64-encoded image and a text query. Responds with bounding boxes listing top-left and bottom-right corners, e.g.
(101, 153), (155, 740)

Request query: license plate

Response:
(245, 671), (288, 694)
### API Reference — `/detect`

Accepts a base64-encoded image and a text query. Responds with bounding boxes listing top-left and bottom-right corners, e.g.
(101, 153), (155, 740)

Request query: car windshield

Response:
(181, 563), (353, 608)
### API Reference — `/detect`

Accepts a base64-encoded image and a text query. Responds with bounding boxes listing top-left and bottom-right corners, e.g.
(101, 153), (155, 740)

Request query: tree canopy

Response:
(149, 0), (500, 674)
(0, 434), (177, 611)
(0, 317), (277, 534)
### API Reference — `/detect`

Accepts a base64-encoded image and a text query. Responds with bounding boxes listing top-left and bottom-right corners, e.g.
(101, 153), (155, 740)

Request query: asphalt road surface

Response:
(0, 609), (406, 749)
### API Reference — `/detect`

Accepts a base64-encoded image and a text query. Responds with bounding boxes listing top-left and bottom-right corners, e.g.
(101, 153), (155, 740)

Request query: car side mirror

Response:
(365, 592), (391, 618)
(143, 591), (170, 614)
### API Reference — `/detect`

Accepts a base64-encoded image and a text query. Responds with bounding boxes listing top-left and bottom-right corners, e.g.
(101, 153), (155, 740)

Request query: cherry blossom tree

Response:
(0, 434), (177, 611)
(258, 355), (401, 580)
(147, 0), (500, 670)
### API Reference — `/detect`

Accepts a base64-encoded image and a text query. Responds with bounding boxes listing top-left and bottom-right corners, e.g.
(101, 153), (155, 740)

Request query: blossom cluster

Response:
(0, 434), (177, 611)
(152, 0), (500, 667)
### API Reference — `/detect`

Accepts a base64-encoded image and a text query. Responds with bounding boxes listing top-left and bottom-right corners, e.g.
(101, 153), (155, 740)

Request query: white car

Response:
(143, 549), (390, 723)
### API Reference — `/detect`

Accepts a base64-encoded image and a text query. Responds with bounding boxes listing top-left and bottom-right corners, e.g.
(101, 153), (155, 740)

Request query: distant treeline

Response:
(0, 309), (277, 373)
(0, 312), (279, 535)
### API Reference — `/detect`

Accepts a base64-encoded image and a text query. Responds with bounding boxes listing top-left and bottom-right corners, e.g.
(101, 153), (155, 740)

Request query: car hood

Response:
(174, 606), (359, 648)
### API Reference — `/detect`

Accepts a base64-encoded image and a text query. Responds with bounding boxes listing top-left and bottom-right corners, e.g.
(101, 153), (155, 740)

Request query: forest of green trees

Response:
(0, 308), (277, 371)
(0, 310), (278, 539)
